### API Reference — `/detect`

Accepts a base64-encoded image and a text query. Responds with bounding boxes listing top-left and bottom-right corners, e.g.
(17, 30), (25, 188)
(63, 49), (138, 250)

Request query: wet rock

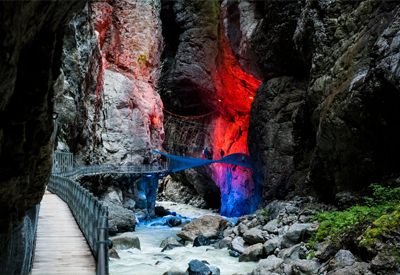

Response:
(314, 242), (339, 262)
(208, 265), (220, 275)
(229, 237), (249, 254)
(239, 243), (264, 262)
(263, 237), (279, 256)
(155, 206), (171, 217)
(281, 223), (313, 248)
(177, 215), (232, 241)
(243, 228), (266, 245)
(193, 236), (211, 247)
(251, 255), (284, 275)
(160, 237), (182, 249)
(110, 232), (141, 250)
(168, 217), (182, 227)
(187, 259), (219, 275)
(161, 244), (184, 252)
(216, 237), (232, 249)
(230, 250), (241, 257)
(277, 244), (307, 264)
(291, 259), (321, 275)
(109, 248), (120, 259)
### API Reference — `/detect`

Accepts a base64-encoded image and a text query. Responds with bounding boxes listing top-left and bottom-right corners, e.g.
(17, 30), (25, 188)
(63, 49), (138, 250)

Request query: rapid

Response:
(109, 201), (257, 275)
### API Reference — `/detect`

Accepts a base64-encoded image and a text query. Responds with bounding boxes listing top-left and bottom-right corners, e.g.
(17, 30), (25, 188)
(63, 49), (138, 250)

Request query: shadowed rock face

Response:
(249, 0), (400, 204)
(0, 1), (86, 273)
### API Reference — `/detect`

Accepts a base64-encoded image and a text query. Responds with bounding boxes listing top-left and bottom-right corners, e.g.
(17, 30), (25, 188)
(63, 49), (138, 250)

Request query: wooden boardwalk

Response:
(31, 190), (95, 275)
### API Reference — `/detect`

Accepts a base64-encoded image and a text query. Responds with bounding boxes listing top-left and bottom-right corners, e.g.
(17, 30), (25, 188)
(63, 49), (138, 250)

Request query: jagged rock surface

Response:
(248, 0), (400, 203)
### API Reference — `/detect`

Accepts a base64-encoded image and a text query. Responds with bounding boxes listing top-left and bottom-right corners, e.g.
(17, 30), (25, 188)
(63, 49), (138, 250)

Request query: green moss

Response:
(261, 210), (269, 217)
(307, 250), (316, 260)
(309, 183), (400, 247)
(359, 204), (400, 247)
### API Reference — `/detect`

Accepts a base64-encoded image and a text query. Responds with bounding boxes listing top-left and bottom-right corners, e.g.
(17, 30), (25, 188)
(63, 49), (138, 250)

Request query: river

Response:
(109, 201), (257, 275)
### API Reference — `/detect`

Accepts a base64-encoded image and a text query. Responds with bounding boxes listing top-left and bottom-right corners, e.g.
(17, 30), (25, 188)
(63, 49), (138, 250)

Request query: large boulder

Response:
(281, 223), (313, 248)
(177, 215), (232, 241)
(160, 237), (182, 249)
(243, 228), (266, 245)
(229, 237), (249, 254)
(251, 255), (284, 275)
(239, 243), (264, 262)
(110, 232), (140, 250)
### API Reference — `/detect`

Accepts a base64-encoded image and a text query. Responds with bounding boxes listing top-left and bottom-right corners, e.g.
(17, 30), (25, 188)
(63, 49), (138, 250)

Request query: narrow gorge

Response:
(1, 0), (400, 274)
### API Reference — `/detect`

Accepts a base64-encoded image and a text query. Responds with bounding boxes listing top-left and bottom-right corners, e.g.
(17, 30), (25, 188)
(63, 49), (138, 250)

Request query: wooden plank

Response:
(32, 190), (96, 275)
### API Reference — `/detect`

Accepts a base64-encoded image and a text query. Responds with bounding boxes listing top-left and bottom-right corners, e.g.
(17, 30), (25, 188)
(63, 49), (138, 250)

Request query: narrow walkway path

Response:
(31, 190), (95, 275)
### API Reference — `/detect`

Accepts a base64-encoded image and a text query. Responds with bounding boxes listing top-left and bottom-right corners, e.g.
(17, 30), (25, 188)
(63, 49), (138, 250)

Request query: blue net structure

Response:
(152, 150), (251, 172)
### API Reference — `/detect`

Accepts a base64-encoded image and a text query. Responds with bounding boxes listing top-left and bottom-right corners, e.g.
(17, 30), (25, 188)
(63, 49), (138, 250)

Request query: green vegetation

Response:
(261, 210), (269, 217)
(307, 250), (316, 260)
(308, 183), (400, 248)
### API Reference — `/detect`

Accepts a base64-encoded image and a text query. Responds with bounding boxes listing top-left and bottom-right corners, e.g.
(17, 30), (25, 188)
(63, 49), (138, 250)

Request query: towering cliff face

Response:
(248, 0), (400, 205)
(0, 1), (86, 273)
(54, 0), (165, 224)
(159, 0), (262, 216)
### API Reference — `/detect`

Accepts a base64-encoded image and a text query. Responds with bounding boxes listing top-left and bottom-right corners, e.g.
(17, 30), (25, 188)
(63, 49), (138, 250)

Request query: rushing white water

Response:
(110, 201), (257, 275)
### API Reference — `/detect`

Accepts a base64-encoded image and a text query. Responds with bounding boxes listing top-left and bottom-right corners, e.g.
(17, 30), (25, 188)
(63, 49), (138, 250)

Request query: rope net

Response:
(163, 110), (248, 157)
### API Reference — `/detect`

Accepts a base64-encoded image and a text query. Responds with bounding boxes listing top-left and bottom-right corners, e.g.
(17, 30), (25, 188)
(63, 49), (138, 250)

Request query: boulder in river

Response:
(168, 217), (182, 227)
(193, 236), (211, 247)
(229, 250), (241, 257)
(187, 259), (220, 275)
(109, 248), (120, 259)
(160, 237), (182, 249)
(161, 244), (184, 252)
(177, 215), (232, 241)
(216, 237), (232, 249)
(229, 237), (248, 253)
(110, 232), (140, 250)
(155, 206), (171, 217)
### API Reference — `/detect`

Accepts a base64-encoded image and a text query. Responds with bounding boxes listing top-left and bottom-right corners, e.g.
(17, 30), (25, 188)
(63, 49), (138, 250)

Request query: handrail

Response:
(52, 163), (171, 179)
(48, 175), (109, 275)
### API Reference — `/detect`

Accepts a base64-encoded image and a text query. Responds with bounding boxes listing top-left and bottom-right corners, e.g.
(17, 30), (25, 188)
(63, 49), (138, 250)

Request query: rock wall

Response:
(54, 0), (165, 223)
(0, 1), (86, 273)
(248, 0), (400, 205)
(158, 0), (262, 216)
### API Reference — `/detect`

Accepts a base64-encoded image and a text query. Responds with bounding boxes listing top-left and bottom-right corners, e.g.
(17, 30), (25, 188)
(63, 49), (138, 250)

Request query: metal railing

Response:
(52, 163), (171, 179)
(47, 175), (109, 275)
